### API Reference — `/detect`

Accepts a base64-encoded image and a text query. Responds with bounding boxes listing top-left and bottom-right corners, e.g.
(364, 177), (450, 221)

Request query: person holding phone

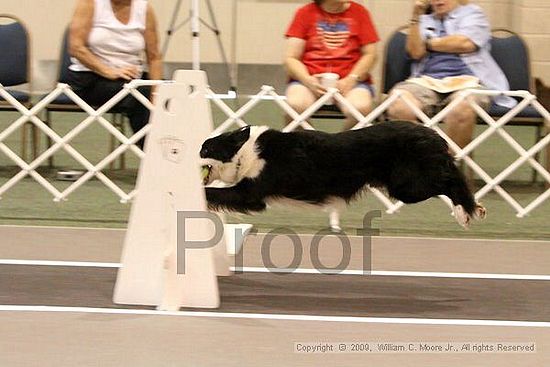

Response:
(387, 0), (514, 148)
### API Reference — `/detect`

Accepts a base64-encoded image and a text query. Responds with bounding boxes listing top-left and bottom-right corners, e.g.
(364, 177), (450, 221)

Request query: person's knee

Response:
(341, 98), (373, 117)
(287, 97), (312, 114)
(353, 98), (373, 116)
(286, 85), (315, 114)
(340, 89), (373, 117)
(386, 90), (421, 121)
(387, 99), (417, 121)
(446, 102), (476, 125)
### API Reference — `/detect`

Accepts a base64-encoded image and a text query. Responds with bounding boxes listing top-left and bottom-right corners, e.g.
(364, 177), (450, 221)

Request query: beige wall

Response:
(511, 0), (550, 84)
(2, 0), (550, 91)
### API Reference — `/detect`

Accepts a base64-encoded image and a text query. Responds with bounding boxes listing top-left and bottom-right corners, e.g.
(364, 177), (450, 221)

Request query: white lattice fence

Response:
(0, 80), (164, 202)
(0, 80), (549, 217)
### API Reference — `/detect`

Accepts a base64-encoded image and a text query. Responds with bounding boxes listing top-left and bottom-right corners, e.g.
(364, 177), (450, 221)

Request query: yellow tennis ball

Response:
(201, 166), (211, 183)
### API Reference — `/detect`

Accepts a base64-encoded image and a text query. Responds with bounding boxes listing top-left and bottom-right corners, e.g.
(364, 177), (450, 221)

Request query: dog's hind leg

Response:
(387, 159), (486, 227)
(386, 163), (440, 204)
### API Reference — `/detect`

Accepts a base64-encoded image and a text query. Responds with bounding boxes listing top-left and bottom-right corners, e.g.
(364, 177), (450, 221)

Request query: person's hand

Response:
(336, 76), (357, 96)
(150, 86), (157, 104)
(413, 0), (430, 16)
(302, 75), (327, 97)
(104, 66), (141, 81)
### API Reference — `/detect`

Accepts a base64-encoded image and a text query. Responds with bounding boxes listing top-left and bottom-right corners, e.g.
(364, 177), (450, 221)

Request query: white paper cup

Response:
(316, 72), (340, 105)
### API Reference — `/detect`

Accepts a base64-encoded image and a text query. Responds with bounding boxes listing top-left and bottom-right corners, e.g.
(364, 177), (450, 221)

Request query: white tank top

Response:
(70, 0), (148, 76)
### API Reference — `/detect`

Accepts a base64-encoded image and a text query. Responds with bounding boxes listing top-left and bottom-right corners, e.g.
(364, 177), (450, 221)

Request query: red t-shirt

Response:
(285, 2), (379, 83)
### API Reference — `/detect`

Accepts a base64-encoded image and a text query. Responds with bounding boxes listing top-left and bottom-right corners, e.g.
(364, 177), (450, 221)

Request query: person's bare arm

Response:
(144, 3), (162, 81)
(426, 35), (477, 53)
(69, 0), (139, 80)
(337, 43), (377, 95)
(407, 0), (477, 59)
(283, 37), (325, 96)
(406, 0), (429, 60)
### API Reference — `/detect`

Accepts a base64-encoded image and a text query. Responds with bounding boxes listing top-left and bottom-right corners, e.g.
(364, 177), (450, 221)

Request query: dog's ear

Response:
(232, 125), (251, 149)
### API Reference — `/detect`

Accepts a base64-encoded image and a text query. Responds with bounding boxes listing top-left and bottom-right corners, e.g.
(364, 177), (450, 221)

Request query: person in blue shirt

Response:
(387, 0), (515, 148)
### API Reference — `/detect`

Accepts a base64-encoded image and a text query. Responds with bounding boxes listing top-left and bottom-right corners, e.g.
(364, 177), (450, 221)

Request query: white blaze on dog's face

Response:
(200, 126), (268, 185)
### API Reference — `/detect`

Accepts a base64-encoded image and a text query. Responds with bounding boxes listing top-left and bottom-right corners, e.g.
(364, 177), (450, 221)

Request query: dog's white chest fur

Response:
(209, 126), (268, 185)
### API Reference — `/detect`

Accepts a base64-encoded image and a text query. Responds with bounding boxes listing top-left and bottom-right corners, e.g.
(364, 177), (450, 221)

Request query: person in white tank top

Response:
(67, 0), (162, 145)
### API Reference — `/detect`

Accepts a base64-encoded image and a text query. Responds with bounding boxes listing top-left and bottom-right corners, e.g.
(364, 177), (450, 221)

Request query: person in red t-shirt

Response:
(284, 0), (379, 129)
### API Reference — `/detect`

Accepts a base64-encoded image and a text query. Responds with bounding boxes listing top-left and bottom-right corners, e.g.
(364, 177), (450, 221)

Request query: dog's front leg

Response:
(205, 183), (266, 213)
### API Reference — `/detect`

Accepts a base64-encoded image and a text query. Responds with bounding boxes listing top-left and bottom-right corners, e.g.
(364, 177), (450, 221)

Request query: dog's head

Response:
(200, 126), (252, 185)
(200, 126), (251, 163)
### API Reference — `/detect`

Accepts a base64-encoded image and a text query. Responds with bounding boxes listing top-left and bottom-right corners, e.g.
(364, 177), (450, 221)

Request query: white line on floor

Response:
(0, 305), (548, 328)
(1, 259), (549, 281)
(0, 259), (120, 268)
(0, 224), (125, 231)
(234, 267), (550, 281)
(2, 224), (549, 244)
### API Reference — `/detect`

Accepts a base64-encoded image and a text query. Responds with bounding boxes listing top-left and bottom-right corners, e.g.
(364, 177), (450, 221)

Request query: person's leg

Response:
(386, 82), (437, 122)
(66, 71), (98, 101)
(85, 76), (150, 148)
(116, 85), (152, 134)
(285, 82), (316, 127)
(85, 77), (150, 127)
(69, 71), (126, 107)
(444, 91), (490, 149)
(338, 84), (374, 130)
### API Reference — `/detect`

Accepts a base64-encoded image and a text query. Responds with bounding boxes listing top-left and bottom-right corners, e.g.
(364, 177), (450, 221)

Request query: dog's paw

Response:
(474, 203), (487, 220)
(453, 205), (470, 229)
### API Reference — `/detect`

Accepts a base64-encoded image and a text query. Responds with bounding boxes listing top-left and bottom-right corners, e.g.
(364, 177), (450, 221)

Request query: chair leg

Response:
(31, 123), (39, 160)
(109, 113), (127, 170)
(463, 151), (474, 186)
(21, 122), (29, 161)
(545, 125), (550, 189)
(109, 114), (116, 170)
(532, 125), (542, 184)
(45, 109), (54, 168)
(120, 116), (127, 170)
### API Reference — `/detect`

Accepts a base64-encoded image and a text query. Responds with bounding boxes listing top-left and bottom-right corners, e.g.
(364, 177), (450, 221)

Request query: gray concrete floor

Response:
(1, 225), (549, 366)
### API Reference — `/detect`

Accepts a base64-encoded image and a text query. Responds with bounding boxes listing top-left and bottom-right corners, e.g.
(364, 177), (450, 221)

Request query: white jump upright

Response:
(113, 70), (230, 310)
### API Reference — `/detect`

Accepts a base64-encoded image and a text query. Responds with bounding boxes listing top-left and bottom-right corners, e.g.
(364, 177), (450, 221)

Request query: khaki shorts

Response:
(392, 81), (491, 115)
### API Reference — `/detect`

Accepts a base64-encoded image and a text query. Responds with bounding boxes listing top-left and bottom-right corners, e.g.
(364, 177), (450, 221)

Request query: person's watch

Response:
(349, 73), (361, 82)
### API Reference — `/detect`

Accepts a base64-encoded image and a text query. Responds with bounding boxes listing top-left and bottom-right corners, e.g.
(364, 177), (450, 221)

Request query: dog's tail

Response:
(445, 161), (487, 227)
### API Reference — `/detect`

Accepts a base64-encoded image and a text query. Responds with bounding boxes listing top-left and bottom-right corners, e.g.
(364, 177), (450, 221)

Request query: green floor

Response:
(0, 100), (549, 241)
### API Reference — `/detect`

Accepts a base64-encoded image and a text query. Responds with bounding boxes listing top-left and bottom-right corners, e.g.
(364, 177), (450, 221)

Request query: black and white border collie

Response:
(200, 121), (486, 228)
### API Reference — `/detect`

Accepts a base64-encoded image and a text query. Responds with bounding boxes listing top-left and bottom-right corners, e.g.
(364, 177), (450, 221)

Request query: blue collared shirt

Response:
(413, 4), (516, 108)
